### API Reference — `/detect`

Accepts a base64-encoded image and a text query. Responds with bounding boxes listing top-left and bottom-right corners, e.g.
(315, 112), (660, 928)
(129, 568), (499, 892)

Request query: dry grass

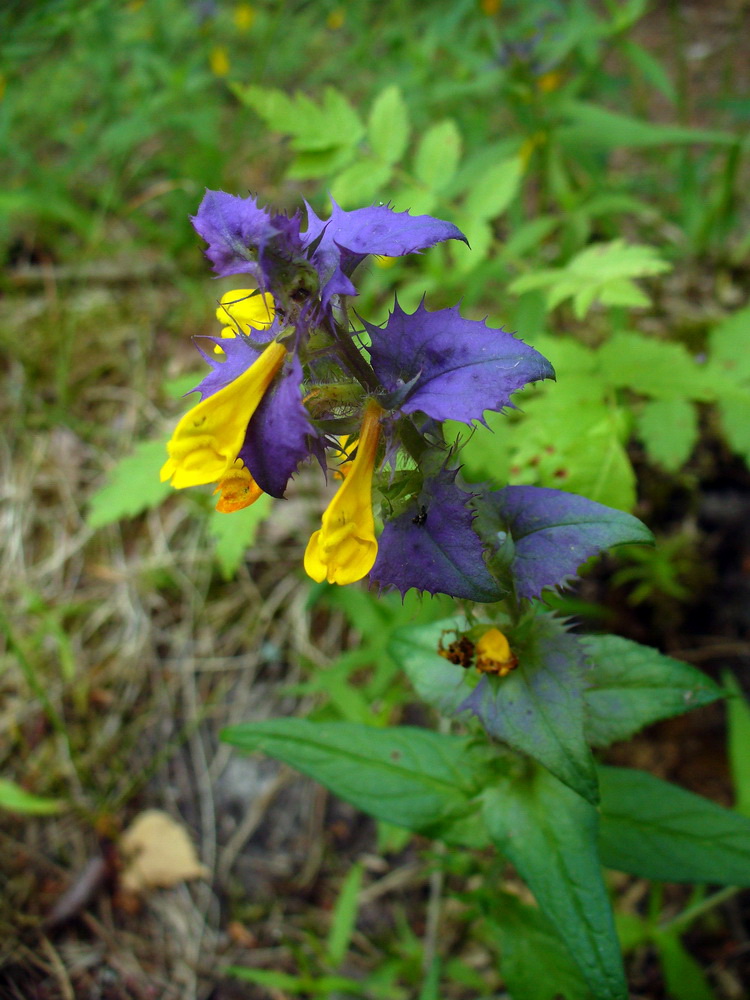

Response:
(0, 268), (388, 998)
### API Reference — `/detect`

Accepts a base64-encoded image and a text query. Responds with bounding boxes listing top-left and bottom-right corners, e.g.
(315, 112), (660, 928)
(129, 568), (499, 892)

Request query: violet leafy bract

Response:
(192, 190), (304, 287)
(480, 485), (653, 600)
(167, 188), (652, 607)
(371, 469), (504, 601)
(303, 200), (467, 305)
(238, 354), (312, 499)
(366, 301), (554, 424)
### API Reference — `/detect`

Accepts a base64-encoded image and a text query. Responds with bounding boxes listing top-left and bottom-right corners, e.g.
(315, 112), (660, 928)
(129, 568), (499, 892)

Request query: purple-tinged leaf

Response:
(239, 355), (313, 498)
(460, 615), (598, 803)
(365, 301), (554, 424)
(370, 470), (504, 601)
(483, 485), (653, 600)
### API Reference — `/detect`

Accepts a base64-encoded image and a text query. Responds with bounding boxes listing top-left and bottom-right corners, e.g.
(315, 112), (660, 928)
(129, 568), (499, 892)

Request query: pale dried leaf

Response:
(120, 809), (209, 892)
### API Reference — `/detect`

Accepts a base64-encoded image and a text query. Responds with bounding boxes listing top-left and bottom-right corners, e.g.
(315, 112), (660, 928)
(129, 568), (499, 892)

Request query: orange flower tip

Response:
(213, 472), (264, 512)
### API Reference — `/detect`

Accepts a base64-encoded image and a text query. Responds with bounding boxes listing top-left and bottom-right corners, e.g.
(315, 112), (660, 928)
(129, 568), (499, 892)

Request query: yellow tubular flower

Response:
(214, 289), (275, 354)
(160, 341), (286, 489)
(304, 400), (384, 586)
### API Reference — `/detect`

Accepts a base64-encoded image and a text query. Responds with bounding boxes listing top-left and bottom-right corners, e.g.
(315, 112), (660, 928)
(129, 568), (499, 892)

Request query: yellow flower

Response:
(213, 460), (263, 512)
(304, 401), (384, 585)
(537, 70), (563, 94)
(326, 8), (345, 29)
(475, 628), (518, 676)
(214, 289), (274, 354)
(161, 341), (286, 489)
(233, 3), (255, 31)
(210, 46), (230, 78)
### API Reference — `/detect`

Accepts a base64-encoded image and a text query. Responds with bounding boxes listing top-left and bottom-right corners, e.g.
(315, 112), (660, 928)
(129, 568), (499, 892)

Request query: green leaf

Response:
(507, 379), (636, 510)
(717, 389), (750, 465)
(162, 372), (202, 399)
(462, 616), (598, 803)
(389, 615), (478, 716)
(330, 159), (393, 207)
(226, 966), (362, 994)
(88, 439), (173, 528)
(326, 863), (363, 967)
(390, 184), (436, 216)
(581, 635), (723, 748)
(287, 145), (357, 181)
(450, 412), (511, 483)
(450, 216), (493, 274)
(233, 84), (364, 152)
(620, 41), (677, 104)
(510, 240), (671, 318)
(0, 778), (63, 816)
(637, 398), (699, 470)
(598, 766), (750, 884)
(596, 332), (711, 401)
(224, 968), (300, 989)
(221, 719), (492, 840)
(482, 767), (627, 1000)
(707, 306), (750, 383)
(414, 119), (462, 193)
(390, 615), (598, 801)
(208, 494), (272, 580)
(463, 155), (523, 221)
(500, 217), (558, 262)
(723, 671), (750, 817)
(486, 892), (594, 1000)
(655, 933), (717, 1000)
(558, 100), (735, 149)
(367, 85), (409, 165)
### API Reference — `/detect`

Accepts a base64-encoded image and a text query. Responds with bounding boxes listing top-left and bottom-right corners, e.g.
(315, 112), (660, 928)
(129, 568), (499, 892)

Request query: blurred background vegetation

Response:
(2, 0), (750, 997)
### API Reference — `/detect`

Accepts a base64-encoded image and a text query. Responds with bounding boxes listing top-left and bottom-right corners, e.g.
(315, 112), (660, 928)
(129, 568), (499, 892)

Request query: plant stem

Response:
(659, 885), (739, 934)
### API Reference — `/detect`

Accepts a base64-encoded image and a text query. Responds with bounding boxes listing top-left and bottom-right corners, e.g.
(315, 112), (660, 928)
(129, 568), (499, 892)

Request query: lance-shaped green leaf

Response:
(221, 719), (494, 842)
(598, 766), (750, 885)
(478, 485), (653, 600)
(484, 891), (594, 1000)
(461, 616), (599, 803)
(557, 100), (736, 149)
(581, 635), (723, 747)
(482, 767), (627, 1000)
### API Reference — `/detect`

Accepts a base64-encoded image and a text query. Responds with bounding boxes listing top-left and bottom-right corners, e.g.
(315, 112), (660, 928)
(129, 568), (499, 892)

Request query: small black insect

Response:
(412, 504), (428, 526)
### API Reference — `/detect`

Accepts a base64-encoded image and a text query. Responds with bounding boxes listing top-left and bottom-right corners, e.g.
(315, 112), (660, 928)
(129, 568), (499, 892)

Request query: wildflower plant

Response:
(163, 191), (750, 1000)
